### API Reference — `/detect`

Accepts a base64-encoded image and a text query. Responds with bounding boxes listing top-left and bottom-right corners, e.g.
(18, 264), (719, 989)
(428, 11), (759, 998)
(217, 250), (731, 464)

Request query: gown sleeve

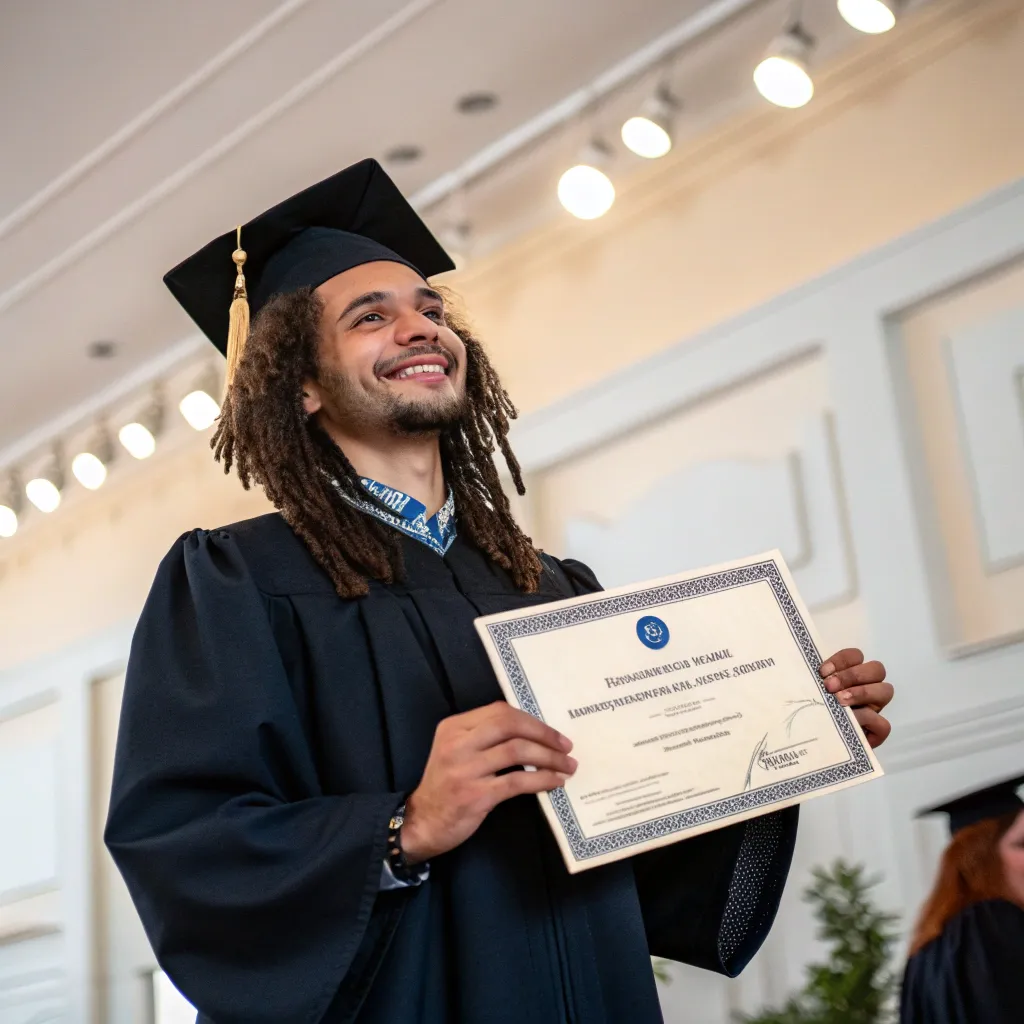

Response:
(900, 899), (1024, 1024)
(633, 805), (797, 975)
(104, 529), (405, 1024)
(553, 555), (799, 976)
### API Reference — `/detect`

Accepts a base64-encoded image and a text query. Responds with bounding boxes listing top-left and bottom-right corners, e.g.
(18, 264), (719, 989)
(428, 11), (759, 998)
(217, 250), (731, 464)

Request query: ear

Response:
(301, 379), (323, 416)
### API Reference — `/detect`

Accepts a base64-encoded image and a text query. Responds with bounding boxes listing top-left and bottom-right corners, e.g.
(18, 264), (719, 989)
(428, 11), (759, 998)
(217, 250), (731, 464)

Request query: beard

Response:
(387, 389), (466, 434)
(315, 348), (467, 437)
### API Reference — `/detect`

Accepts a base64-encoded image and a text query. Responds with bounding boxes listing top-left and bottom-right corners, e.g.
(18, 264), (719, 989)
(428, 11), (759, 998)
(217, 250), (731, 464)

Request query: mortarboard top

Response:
(919, 773), (1024, 835)
(163, 158), (455, 356)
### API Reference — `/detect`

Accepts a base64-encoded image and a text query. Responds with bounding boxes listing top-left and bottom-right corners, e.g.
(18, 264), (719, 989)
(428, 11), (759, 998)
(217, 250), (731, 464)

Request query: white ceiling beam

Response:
(0, 0), (316, 243)
(0, 0), (441, 316)
(410, 0), (768, 211)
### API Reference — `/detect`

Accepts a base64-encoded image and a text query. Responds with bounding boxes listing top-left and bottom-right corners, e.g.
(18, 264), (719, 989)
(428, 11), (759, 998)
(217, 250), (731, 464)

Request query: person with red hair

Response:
(901, 773), (1024, 1023)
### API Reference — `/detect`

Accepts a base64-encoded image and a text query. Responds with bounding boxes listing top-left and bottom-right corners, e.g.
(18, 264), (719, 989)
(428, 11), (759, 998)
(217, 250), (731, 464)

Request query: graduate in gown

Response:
(901, 774), (1024, 1024)
(105, 159), (897, 1024)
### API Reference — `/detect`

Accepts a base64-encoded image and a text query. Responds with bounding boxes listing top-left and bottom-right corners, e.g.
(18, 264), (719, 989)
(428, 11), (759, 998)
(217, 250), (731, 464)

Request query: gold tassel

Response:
(223, 225), (249, 395)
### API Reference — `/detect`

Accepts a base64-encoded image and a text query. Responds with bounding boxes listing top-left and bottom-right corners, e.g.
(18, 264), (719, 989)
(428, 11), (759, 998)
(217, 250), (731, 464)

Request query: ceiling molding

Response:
(0, 0), (315, 243)
(409, 0), (767, 211)
(0, 0), (993, 478)
(0, 335), (204, 470)
(0, 0), (440, 316)
(456, 0), (1010, 294)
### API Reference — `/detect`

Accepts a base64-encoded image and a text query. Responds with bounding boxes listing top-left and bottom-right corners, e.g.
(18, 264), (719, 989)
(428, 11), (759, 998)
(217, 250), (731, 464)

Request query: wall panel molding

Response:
(882, 694), (1024, 772)
(562, 413), (856, 610)
(946, 304), (1024, 570)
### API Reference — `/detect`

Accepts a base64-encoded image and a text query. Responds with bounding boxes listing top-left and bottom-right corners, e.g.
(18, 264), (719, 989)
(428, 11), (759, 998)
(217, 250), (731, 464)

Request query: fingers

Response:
(821, 659), (891, 712)
(819, 648), (864, 677)
(482, 738), (577, 776)
(824, 660), (886, 687)
(457, 701), (573, 754)
(832, 681), (894, 711)
(492, 768), (570, 804)
(853, 707), (892, 748)
(822, 660), (886, 690)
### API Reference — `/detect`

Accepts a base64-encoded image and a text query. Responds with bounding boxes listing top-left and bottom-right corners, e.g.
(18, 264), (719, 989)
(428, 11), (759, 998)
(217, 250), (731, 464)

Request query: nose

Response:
(393, 307), (439, 348)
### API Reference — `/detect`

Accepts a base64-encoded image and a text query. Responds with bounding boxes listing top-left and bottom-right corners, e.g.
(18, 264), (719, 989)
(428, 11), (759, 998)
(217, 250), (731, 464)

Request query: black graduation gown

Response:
(900, 899), (1024, 1024)
(105, 512), (798, 1024)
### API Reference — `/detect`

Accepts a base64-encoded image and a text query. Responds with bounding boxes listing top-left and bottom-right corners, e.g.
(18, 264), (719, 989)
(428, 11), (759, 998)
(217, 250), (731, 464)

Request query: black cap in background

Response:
(919, 773), (1024, 835)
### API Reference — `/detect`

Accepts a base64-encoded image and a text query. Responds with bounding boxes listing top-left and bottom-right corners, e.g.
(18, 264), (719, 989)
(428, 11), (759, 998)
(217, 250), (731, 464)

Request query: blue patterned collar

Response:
(337, 477), (457, 557)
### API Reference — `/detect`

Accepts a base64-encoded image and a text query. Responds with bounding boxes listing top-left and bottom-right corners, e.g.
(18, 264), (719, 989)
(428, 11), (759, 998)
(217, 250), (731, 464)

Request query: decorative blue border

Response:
(484, 558), (874, 863)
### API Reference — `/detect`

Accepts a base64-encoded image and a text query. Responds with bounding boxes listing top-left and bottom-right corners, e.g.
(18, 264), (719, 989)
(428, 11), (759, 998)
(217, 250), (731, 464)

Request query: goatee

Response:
(388, 390), (466, 435)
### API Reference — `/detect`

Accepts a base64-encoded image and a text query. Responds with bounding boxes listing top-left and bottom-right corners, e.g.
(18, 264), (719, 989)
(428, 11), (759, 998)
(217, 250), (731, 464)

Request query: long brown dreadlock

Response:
(211, 286), (543, 598)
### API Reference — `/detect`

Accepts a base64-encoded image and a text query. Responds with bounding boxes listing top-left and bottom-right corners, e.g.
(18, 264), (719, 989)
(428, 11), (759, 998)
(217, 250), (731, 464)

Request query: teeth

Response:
(392, 363), (446, 379)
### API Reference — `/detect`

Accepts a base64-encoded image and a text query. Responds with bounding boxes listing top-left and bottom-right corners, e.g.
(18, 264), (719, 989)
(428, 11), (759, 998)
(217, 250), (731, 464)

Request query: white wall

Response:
(507, 176), (1024, 1020)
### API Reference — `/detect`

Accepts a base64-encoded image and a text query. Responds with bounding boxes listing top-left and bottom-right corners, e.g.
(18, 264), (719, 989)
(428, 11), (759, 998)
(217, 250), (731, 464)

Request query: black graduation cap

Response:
(920, 773), (1024, 834)
(162, 159), (455, 377)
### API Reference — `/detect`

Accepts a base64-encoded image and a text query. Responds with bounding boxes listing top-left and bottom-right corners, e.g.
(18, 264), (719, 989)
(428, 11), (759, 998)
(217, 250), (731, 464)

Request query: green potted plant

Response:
(737, 860), (900, 1024)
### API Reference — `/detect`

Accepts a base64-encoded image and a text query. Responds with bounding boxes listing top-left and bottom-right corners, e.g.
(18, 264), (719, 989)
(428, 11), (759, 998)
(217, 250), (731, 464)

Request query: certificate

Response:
(474, 550), (883, 873)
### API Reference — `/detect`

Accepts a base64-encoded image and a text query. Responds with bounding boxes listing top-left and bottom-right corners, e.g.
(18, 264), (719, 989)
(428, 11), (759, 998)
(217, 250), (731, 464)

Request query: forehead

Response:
(314, 260), (428, 309)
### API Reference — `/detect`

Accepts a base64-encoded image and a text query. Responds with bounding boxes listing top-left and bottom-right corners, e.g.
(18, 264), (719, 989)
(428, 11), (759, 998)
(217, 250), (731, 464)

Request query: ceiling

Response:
(0, 0), (930, 461)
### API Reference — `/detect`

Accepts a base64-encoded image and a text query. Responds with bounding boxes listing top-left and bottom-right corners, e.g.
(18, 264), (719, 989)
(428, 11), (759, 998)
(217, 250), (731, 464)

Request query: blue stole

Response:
(338, 477), (457, 557)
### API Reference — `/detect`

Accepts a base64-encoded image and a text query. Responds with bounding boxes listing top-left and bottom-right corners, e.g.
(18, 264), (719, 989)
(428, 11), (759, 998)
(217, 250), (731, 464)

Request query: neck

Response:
(321, 420), (447, 515)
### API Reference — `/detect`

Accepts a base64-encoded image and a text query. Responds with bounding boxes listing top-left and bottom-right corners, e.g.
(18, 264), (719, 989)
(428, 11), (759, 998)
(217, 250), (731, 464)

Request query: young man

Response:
(106, 160), (894, 1024)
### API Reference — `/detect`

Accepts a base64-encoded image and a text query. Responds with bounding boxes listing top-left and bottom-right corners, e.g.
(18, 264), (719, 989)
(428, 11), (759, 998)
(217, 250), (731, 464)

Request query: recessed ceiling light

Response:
(119, 395), (164, 460)
(72, 452), (108, 490)
(385, 145), (423, 165)
(754, 28), (815, 109)
(180, 389), (221, 431)
(119, 422), (157, 460)
(87, 340), (118, 359)
(0, 475), (21, 539)
(838, 0), (898, 34)
(0, 503), (17, 538)
(558, 141), (616, 220)
(26, 461), (62, 513)
(456, 91), (499, 115)
(621, 86), (678, 160)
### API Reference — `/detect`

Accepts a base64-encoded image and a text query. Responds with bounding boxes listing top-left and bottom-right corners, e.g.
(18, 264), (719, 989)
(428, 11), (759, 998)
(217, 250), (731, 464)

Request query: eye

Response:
(354, 311), (384, 326)
(423, 308), (445, 321)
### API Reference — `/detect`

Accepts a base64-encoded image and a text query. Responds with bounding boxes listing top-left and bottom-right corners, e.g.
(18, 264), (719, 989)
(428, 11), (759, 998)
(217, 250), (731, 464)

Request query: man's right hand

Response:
(401, 701), (577, 864)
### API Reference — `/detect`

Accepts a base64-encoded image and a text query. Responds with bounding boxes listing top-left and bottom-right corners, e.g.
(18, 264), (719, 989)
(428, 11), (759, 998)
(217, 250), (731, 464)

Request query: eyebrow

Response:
(337, 290), (389, 323)
(337, 286), (446, 323)
(416, 287), (444, 306)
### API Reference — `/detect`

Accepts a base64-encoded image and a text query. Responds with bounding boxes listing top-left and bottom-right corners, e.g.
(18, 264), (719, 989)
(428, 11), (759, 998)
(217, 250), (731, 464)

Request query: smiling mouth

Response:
(384, 362), (449, 381)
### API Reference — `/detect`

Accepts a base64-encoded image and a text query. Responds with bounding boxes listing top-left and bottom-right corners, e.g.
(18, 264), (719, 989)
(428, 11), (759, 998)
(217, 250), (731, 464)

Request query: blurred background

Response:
(1, 0), (1023, 1020)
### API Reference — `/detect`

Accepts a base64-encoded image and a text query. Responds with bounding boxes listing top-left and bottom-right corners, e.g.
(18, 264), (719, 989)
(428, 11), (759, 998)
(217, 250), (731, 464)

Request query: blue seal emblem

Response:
(636, 615), (670, 650)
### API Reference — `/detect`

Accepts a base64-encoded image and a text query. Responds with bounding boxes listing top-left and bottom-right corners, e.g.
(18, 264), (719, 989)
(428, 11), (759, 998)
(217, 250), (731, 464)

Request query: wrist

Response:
(399, 794), (433, 865)
(385, 802), (425, 881)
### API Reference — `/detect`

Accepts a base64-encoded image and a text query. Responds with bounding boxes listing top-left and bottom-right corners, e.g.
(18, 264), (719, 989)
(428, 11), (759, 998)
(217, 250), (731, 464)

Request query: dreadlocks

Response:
(211, 286), (543, 598)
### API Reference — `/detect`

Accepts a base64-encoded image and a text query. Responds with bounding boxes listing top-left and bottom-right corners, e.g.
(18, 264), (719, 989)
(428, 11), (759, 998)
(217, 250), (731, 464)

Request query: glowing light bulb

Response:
(557, 164), (616, 220)
(754, 53), (814, 109)
(119, 422), (157, 460)
(0, 504), (17, 538)
(26, 477), (61, 513)
(838, 0), (897, 34)
(621, 115), (672, 159)
(179, 390), (220, 431)
(72, 451), (108, 490)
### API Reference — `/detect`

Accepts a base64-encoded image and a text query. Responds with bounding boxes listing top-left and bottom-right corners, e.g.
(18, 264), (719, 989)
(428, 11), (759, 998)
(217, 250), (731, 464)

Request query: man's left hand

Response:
(819, 648), (893, 748)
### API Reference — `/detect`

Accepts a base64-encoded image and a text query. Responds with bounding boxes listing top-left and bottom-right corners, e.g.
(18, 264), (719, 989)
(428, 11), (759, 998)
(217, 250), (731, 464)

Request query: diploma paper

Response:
(474, 551), (883, 873)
